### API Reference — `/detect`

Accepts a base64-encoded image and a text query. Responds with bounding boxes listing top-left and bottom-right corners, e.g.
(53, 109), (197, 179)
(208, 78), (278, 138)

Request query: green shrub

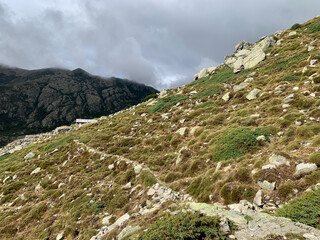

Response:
(143, 93), (158, 102)
(148, 95), (188, 113)
(290, 23), (302, 30)
(139, 170), (157, 187)
(165, 171), (182, 183)
(234, 168), (252, 183)
(309, 152), (320, 166)
(139, 212), (230, 240)
(306, 19), (320, 33)
(212, 128), (273, 161)
(277, 190), (320, 228)
(282, 75), (300, 81)
(220, 183), (255, 204)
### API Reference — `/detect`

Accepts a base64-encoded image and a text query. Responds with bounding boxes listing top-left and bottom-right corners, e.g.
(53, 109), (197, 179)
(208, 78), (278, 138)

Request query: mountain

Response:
(0, 66), (158, 146)
(0, 17), (320, 240)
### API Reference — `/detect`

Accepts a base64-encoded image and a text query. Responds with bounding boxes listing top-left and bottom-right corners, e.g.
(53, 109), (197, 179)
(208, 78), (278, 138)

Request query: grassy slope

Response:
(0, 17), (320, 240)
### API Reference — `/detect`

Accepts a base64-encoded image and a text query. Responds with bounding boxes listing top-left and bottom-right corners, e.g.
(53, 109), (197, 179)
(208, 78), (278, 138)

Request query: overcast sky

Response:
(0, 0), (319, 89)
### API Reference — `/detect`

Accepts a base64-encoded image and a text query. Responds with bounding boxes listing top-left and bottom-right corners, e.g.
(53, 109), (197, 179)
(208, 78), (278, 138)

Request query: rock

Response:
(244, 77), (254, 83)
(253, 190), (263, 207)
(284, 94), (294, 102)
(295, 163), (317, 176)
(190, 126), (201, 136)
(256, 135), (266, 141)
(310, 59), (318, 66)
(228, 204), (243, 213)
(54, 126), (72, 134)
(194, 66), (217, 80)
(108, 213), (130, 232)
(118, 225), (141, 240)
(246, 88), (261, 100)
(292, 86), (299, 91)
(222, 92), (230, 102)
(3, 176), (12, 183)
(277, 131), (284, 136)
(24, 152), (35, 160)
(102, 215), (112, 225)
(56, 232), (64, 240)
(35, 183), (43, 192)
(220, 218), (230, 232)
(235, 41), (250, 52)
(158, 89), (168, 98)
(282, 104), (290, 108)
(176, 127), (188, 136)
(134, 165), (143, 174)
(257, 180), (275, 191)
(269, 154), (287, 166)
(308, 46), (315, 52)
(233, 82), (248, 92)
(176, 146), (190, 165)
(147, 188), (156, 196)
(123, 182), (132, 190)
(288, 31), (297, 36)
(262, 164), (276, 170)
(108, 163), (114, 170)
(30, 167), (41, 175)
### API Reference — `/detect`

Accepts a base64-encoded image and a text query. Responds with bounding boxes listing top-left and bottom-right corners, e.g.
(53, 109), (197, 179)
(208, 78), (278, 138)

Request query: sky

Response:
(0, 0), (319, 90)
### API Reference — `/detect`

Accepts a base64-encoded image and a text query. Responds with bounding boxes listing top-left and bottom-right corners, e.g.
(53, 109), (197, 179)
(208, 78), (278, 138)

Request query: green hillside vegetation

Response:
(0, 16), (320, 240)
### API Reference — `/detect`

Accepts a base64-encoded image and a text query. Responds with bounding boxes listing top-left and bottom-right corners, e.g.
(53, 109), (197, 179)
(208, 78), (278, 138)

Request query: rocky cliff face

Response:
(0, 66), (158, 146)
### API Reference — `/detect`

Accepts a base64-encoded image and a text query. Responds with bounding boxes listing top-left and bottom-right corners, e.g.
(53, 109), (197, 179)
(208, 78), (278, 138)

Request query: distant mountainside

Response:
(0, 66), (158, 146)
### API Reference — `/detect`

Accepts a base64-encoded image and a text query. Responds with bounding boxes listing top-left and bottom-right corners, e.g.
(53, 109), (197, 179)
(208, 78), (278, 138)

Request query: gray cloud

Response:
(0, 0), (319, 89)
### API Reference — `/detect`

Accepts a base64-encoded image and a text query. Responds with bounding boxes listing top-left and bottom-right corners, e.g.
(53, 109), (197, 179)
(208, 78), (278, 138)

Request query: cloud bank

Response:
(0, 0), (319, 89)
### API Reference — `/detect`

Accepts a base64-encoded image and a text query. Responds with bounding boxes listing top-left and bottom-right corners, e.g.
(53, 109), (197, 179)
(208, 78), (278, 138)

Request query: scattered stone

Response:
(246, 88), (261, 100)
(123, 182), (132, 190)
(118, 225), (141, 240)
(147, 188), (156, 196)
(282, 104), (290, 108)
(30, 167), (41, 175)
(244, 77), (254, 83)
(256, 135), (266, 141)
(262, 164), (276, 170)
(295, 121), (302, 126)
(310, 59), (318, 66)
(277, 131), (284, 136)
(308, 46), (315, 52)
(56, 232), (64, 240)
(190, 126), (201, 136)
(253, 190), (263, 207)
(257, 180), (275, 191)
(293, 86), (299, 91)
(108, 163), (114, 170)
(288, 31), (297, 36)
(222, 92), (230, 102)
(108, 213), (130, 232)
(269, 154), (287, 166)
(134, 165), (143, 174)
(24, 152), (35, 160)
(176, 146), (190, 165)
(54, 126), (72, 134)
(284, 93), (294, 102)
(102, 215), (112, 225)
(176, 127), (188, 137)
(295, 163), (317, 176)
(35, 183), (43, 192)
(233, 82), (248, 92)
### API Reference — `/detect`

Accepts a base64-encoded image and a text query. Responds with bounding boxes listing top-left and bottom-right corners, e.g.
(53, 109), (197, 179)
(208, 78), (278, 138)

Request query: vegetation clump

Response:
(148, 95), (188, 113)
(212, 128), (273, 161)
(306, 19), (320, 33)
(277, 190), (320, 228)
(139, 212), (231, 240)
(290, 23), (302, 30)
(143, 93), (158, 102)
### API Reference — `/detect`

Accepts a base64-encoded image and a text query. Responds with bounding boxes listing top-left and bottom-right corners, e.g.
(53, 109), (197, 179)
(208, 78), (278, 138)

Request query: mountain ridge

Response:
(0, 66), (158, 146)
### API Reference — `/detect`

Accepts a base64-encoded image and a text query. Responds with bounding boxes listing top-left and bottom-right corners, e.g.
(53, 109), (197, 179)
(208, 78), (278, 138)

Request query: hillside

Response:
(0, 67), (158, 146)
(0, 16), (320, 240)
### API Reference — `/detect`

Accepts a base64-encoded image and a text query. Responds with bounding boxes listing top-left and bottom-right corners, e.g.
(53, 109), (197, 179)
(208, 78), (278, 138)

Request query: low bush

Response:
(290, 23), (302, 30)
(139, 170), (157, 187)
(309, 152), (320, 166)
(139, 212), (231, 240)
(277, 190), (320, 228)
(278, 182), (294, 199)
(143, 93), (158, 102)
(212, 127), (273, 161)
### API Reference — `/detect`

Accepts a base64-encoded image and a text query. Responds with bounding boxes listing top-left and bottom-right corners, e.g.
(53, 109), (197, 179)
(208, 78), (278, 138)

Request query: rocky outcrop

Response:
(224, 36), (276, 73)
(0, 66), (158, 146)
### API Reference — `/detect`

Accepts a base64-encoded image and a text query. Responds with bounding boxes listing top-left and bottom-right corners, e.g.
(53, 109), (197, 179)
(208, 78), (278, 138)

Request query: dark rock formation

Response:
(0, 66), (158, 146)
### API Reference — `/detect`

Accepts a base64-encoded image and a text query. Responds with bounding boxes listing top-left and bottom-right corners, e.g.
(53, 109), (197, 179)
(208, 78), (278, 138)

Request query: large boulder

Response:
(225, 36), (275, 73)
(294, 163), (317, 176)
